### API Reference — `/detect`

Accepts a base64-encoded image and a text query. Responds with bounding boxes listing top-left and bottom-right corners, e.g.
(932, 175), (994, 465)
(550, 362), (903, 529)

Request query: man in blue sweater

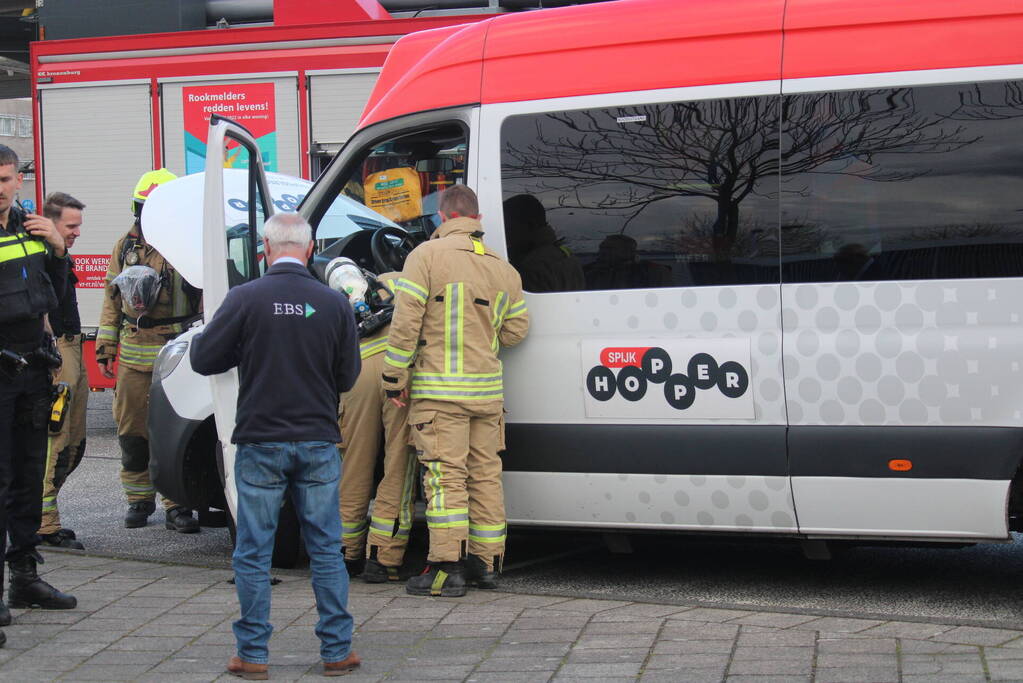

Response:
(190, 212), (361, 679)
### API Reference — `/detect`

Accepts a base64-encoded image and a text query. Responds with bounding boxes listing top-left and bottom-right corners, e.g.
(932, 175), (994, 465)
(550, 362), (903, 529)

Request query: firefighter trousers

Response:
(112, 363), (177, 510)
(39, 335), (89, 535)
(338, 352), (416, 566)
(409, 399), (506, 571)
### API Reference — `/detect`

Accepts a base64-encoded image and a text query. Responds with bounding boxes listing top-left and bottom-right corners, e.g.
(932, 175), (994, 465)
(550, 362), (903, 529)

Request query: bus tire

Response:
(216, 442), (308, 569)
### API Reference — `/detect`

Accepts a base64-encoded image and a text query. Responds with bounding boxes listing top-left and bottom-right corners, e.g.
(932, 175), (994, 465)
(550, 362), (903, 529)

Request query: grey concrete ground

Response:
(4, 548), (1023, 682)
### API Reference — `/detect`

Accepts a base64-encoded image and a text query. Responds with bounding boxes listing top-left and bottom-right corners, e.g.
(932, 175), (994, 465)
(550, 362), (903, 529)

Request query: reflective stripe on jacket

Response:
(383, 217), (529, 407)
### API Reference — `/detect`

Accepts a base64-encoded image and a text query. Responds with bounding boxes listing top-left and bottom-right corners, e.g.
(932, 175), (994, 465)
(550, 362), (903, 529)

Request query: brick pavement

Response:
(2, 549), (1022, 682)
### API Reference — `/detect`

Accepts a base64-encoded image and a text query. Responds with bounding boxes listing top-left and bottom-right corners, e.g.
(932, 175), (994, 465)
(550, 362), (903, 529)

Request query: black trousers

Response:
(0, 364), (50, 596)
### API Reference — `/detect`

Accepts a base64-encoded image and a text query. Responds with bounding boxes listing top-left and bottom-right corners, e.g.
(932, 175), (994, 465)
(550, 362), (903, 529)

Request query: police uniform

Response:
(96, 228), (198, 525)
(0, 205), (77, 618)
(338, 273), (416, 581)
(39, 255), (88, 545)
(383, 216), (529, 596)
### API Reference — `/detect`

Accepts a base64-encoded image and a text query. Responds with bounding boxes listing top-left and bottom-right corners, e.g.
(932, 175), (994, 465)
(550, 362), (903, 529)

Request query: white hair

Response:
(264, 213), (311, 247)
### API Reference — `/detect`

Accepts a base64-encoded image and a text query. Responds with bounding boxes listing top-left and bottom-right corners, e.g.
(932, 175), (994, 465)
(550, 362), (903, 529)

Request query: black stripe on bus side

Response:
(502, 424), (788, 476)
(501, 424), (1023, 480)
(788, 426), (1023, 480)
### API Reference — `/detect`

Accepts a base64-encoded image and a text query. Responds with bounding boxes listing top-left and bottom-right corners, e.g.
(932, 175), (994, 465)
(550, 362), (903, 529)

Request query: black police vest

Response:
(0, 230), (59, 326)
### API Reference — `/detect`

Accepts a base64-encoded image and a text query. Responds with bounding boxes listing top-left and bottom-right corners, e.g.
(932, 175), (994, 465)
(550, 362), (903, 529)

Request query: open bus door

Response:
(199, 115), (284, 552)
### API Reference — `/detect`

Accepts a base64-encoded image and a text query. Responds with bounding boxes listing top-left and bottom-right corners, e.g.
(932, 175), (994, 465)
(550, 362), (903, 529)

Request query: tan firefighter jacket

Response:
(96, 227), (200, 372)
(383, 217), (529, 408)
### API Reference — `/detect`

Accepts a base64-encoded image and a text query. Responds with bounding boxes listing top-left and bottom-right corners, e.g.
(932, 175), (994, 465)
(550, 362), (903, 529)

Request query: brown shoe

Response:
(323, 652), (361, 676)
(227, 655), (268, 680)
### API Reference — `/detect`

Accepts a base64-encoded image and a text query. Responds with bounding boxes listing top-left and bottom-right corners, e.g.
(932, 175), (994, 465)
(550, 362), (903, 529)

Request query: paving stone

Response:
(729, 613), (819, 628)
(466, 674), (555, 683)
(554, 662), (642, 677)
(898, 639), (978, 654)
(737, 630), (816, 647)
(652, 639), (734, 655)
(933, 625), (1023, 646)
(666, 607), (751, 623)
(502, 629), (584, 643)
(565, 648), (649, 664)
(732, 646), (813, 661)
(489, 642), (573, 658)
(477, 656), (568, 672)
(816, 637), (897, 654)
(816, 653), (898, 669)
(660, 620), (739, 640)
(725, 677), (811, 683)
(902, 676), (987, 683)
(859, 621), (953, 639)
(430, 623), (510, 637)
(791, 617), (882, 633)
(583, 620), (662, 635)
(573, 633), (655, 649)
(384, 664), (477, 679)
(984, 659), (1023, 680)
(901, 653), (986, 675)
(640, 668), (726, 683)
(589, 603), (689, 621)
(548, 599), (632, 614)
(646, 653), (731, 669)
(515, 617), (593, 630)
(726, 658), (812, 676)
(59, 663), (157, 680)
(812, 668), (899, 683)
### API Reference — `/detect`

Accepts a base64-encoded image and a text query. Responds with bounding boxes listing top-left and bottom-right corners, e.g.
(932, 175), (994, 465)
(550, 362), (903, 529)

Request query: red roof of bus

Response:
(359, 0), (1023, 127)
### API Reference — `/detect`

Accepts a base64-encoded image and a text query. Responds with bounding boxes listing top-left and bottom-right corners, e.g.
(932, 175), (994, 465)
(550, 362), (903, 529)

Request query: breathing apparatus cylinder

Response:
(325, 258), (370, 314)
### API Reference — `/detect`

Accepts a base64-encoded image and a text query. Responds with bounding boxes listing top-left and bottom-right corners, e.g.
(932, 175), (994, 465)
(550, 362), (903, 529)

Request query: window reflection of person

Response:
(502, 194), (584, 293)
(834, 243), (876, 281)
(584, 233), (672, 290)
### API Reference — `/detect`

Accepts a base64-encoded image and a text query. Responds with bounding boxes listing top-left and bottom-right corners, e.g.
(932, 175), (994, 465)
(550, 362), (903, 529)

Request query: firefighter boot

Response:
(465, 554), (500, 589)
(165, 507), (200, 534)
(406, 561), (467, 597)
(7, 553), (78, 610)
(363, 558), (401, 584)
(0, 600), (10, 626)
(41, 529), (84, 550)
(125, 500), (156, 528)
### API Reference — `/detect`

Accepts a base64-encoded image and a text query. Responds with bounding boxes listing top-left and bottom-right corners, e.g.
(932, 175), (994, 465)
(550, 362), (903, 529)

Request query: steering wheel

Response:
(370, 226), (415, 273)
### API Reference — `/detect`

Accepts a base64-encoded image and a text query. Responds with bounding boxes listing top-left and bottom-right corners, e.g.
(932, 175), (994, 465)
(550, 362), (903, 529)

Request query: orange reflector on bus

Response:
(888, 459), (912, 472)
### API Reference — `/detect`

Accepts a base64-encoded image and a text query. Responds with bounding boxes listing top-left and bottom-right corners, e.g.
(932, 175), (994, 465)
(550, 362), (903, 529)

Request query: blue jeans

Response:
(232, 441), (353, 664)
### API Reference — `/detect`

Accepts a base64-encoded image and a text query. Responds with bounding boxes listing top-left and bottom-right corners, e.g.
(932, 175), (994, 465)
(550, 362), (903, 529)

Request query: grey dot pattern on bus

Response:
(557, 280), (1021, 530)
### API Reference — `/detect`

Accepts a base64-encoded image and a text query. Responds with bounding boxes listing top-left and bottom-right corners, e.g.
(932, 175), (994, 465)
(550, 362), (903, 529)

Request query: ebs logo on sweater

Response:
(581, 340), (754, 419)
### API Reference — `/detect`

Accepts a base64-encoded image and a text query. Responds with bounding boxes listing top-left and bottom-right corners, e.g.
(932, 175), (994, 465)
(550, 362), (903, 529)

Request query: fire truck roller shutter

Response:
(160, 77), (302, 179)
(308, 71), (380, 168)
(40, 83), (154, 329)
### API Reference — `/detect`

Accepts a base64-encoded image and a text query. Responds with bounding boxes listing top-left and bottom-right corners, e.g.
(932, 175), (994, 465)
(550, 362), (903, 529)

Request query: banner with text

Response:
(73, 254), (110, 288)
(183, 83), (277, 174)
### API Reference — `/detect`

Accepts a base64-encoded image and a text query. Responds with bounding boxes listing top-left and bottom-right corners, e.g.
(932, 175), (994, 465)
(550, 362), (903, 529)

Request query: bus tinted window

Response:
(500, 97), (781, 292)
(781, 81), (1023, 282)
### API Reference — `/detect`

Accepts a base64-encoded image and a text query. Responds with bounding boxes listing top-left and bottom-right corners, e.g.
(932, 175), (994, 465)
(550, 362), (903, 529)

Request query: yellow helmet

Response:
(132, 168), (177, 215)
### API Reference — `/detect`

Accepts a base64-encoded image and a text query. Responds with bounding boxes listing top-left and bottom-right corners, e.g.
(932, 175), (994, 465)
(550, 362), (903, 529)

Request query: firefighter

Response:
(0, 145), (78, 640)
(96, 169), (201, 533)
(330, 263), (416, 583)
(383, 185), (529, 597)
(38, 192), (88, 550)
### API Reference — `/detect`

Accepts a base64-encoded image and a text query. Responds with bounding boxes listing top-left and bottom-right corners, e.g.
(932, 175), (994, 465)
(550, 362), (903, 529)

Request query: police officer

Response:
(383, 185), (530, 597)
(96, 169), (201, 532)
(333, 269), (417, 583)
(38, 192), (88, 550)
(0, 145), (78, 645)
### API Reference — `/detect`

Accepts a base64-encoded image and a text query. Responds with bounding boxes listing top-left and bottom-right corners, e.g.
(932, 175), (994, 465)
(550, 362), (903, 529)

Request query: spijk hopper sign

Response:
(183, 83), (278, 174)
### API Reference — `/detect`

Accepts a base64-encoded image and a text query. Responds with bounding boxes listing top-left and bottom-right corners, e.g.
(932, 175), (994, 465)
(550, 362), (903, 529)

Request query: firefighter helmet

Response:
(132, 168), (178, 216)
